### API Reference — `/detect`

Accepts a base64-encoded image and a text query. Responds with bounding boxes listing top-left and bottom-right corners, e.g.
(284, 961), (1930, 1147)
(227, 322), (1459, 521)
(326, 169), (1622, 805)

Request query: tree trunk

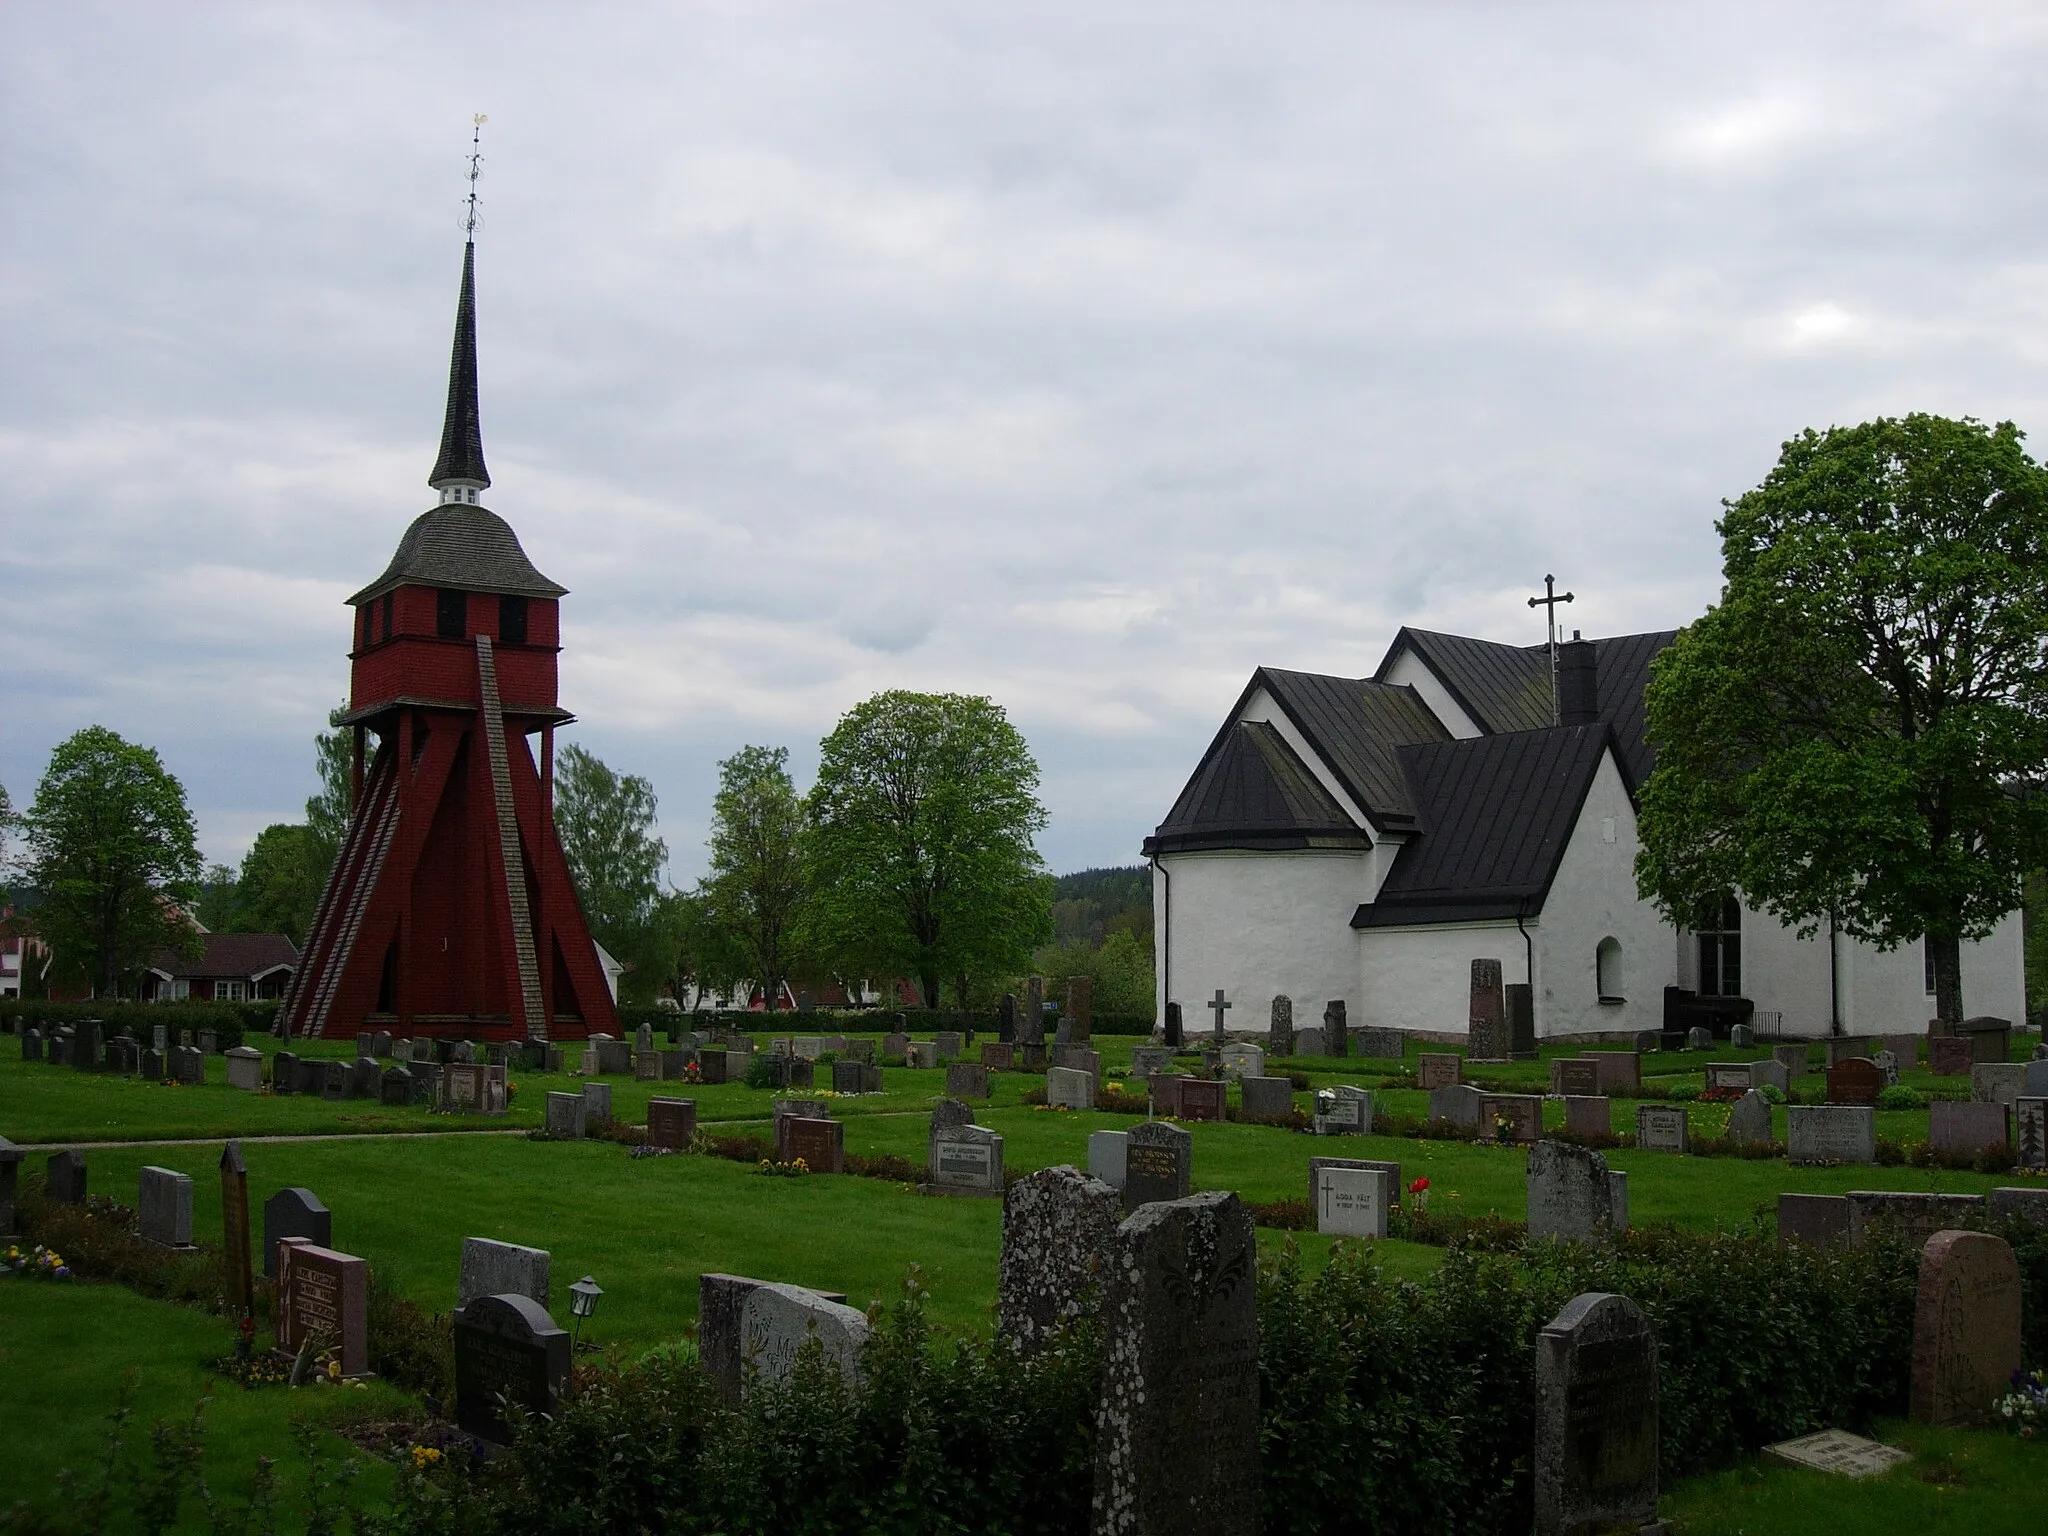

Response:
(919, 971), (940, 1009)
(1930, 927), (1965, 1029)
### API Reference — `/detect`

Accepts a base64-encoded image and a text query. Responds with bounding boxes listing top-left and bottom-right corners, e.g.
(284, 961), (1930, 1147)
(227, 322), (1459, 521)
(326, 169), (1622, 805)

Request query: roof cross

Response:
(1527, 573), (1575, 726)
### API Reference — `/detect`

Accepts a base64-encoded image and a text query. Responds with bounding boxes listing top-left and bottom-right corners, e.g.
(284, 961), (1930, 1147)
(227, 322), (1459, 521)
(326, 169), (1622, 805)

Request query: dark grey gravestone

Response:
(141, 1048), (164, 1081)
(1268, 994), (1294, 1055)
(1930, 1101), (2011, 1162)
(138, 1166), (194, 1248)
(1430, 1082), (1484, 1129)
(348, 1057), (381, 1098)
(459, 1236), (550, 1308)
(1292, 1026), (1326, 1058)
(175, 1046), (206, 1086)
(19, 1029), (39, 1062)
(1534, 1292), (1660, 1536)
(1527, 1141), (1622, 1243)
(1092, 1191), (1259, 1536)
(545, 1091), (586, 1138)
(380, 1065), (417, 1106)
(1322, 998), (1348, 1058)
(0, 1139), (21, 1237)
(1121, 1120), (1193, 1214)
(320, 1060), (349, 1099)
(1163, 1000), (1182, 1048)
(928, 1097), (976, 1163)
(1021, 977), (1047, 1046)
(1846, 1191), (1987, 1250)
(1355, 1026), (1405, 1060)
(1468, 959), (1508, 1061)
(1240, 1076), (1294, 1118)
(1506, 983), (1537, 1057)
(831, 1059), (867, 1094)
(45, 1150), (86, 1204)
(1787, 1105), (1875, 1165)
(1686, 1026), (1712, 1051)
(262, 1187), (331, 1279)
(454, 1292), (571, 1445)
(581, 1081), (613, 1126)
(998, 993), (1018, 1043)
(1776, 1193), (1851, 1249)
(1988, 1186), (2048, 1226)
(1725, 1089), (1775, 1147)
(74, 1020), (102, 1071)
(268, 1049), (297, 1092)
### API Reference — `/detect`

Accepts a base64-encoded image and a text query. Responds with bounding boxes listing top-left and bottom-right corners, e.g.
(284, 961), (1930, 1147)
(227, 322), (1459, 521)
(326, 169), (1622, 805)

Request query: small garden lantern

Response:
(569, 1274), (604, 1349)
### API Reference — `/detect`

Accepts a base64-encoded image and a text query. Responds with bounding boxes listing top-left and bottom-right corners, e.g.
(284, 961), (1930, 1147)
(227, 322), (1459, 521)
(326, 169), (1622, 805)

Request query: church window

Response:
(1596, 937), (1624, 1002)
(436, 588), (468, 639)
(499, 594), (528, 645)
(1697, 895), (1742, 996)
(380, 592), (393, 641)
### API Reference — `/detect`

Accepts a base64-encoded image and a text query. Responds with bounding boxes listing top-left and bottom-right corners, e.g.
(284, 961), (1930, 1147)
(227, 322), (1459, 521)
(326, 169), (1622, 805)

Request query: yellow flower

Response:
(326, 1360), (340, 1380)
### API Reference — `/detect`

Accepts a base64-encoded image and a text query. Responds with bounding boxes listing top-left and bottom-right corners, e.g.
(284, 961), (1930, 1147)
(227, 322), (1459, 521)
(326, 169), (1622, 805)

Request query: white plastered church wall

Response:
(1529, 748), (1674, 1038)
(1356, 920), (1524, 1033)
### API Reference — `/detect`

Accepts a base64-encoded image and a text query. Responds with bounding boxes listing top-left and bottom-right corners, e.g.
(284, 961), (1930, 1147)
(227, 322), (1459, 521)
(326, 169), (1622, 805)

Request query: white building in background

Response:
(1144, 626), (2025, 1043)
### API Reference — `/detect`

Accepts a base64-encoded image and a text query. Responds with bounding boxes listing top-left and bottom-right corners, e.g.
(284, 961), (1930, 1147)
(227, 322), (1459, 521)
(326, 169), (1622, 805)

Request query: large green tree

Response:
(554, 742), (668, 1001)
(701, 745), (810, 1012)
(1636, 414), (2048, 1025)
(306, 703), (352, 869)
(194, 863), (240, 931)
(235, 822), (330, 943)
(22, 726), (203, 996)
(806, 691), (1051, 1008)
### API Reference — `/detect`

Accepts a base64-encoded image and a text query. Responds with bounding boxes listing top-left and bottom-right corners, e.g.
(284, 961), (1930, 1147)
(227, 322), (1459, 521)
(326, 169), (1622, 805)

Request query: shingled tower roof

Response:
(429, 240), (490, 491)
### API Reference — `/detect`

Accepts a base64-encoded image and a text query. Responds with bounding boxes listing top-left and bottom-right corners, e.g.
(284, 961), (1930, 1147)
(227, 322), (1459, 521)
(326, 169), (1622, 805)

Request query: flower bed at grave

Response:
(2, 1242), (72, 1280)
(1997, 1367), (2047, 1437)
(758, 1157), (810, 1177)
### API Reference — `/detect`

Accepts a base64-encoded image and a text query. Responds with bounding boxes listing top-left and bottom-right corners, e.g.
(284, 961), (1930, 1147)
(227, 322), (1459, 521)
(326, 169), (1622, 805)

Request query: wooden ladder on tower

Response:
(476, 635), (548, 1043)
(287, 749), (401, 1039)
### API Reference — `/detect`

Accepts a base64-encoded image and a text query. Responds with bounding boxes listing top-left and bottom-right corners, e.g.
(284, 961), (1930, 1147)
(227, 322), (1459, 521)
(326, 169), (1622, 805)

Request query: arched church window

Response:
(1697, 894), (1742, 996)
(1596, 937), (1624, 1002)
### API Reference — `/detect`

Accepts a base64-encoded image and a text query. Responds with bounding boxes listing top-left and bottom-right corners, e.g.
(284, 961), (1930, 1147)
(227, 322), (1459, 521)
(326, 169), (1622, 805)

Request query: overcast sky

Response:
(7, 2), (2048, 883)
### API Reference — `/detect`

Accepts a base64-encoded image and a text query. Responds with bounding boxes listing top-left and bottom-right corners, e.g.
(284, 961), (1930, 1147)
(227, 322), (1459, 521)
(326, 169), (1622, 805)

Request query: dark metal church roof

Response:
(1144, 721), (1369, 855)
(346, 504), (567, 605)
(429, 241), (491, 490)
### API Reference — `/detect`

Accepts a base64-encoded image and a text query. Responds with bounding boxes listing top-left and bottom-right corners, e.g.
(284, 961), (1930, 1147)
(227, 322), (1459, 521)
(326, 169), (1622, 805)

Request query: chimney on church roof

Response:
(1558, 633), (1600, 727)
(428, 240), (492, 501)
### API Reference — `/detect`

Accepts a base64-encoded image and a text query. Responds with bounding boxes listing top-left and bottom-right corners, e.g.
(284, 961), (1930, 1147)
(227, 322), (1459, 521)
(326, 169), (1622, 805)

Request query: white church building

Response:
(1144, 626), (2025, 1043)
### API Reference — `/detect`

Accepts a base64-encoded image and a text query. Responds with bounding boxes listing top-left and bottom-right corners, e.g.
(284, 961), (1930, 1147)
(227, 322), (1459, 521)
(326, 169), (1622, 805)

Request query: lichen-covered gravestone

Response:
(545, 1091), (587, 1139)
(1322, 998), (1348, 1059)
(1725, 1089), (1775, 1147)
(742, 1281), (871, 1394)
(459, 1237), (550, 1308)
(454, 1292), (570, 1443)
(1911, 1230), (2022, 1426)
(1093, 1191), (1259, 1536)
(1239, 1076), (1294, 1118)
(1534, 1292), (1660, 1536)
(1787, 1105), (1875, 1164)
(1268, 994), (1293, 1055)
(1467, 959), (1508, 1061)
(138, 1166), (194, 1248)
(1527, 1141), (1626, 1242)
(945, 1062), (991, 1100)
(998, 1166), (1122, 1353)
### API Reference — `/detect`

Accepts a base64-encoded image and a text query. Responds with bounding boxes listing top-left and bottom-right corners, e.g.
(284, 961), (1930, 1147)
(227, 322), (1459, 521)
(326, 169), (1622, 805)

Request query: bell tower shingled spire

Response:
(430, 119), (491, 501)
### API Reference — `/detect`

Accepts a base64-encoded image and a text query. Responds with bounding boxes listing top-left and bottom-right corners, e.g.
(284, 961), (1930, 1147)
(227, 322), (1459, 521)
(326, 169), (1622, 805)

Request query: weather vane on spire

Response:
(465, 114), (488, 239)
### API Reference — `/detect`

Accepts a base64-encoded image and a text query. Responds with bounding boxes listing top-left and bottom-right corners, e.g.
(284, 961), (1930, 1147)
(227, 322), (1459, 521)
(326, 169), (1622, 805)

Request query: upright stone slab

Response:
(1685, 1026), (1712, 1052)
(1528, 1141), (1623, 1242)
(138, 1166), (194, 1247)
(741, 1282), (871, 1395)
(927, 1097), (976, 1162)
(1022, 977), (1048, 1046)
(1176, 1079), (1227, 1122)
(19, 1029), (39, 1063)
(1972, 1062), (2027, 1108)
(1311, 1084), (1372, 1136)
(1047, 1065), (1097, 1110)
(1748, 1058), (1791, 1096)
(1068, 977), (1093, 1042)
(1704, 1062), (1752, 1094)
(905, 1041), (937, 1070)
(459, 1237), (550, 1308)
(581, 1081), (613, 1126)
(1092, 1191), (1259, 1536)
(545, 1091), (587, 1138)
(176, 1046), (207, 1086)
(1726, 1089), (1775, 1147)
(1322, 998), (1348, 1059)
(1355, 1026), (1405, 1060)
(1635, 1103), (1690, 1153)
(1467, 959), (1508, 1061)
(1268, 994), (1294, 1055)
(1563, 1096), (1611, 1138)
(928, 1124), (1004, 1196)
(1777, 1193), (1852, 1249)
(1788, 1104), (1876, 1164)
(1772, 1044), (1808, 1075)
(1553, 1058), (1601, 1097)
(454, 1292), (570, 1444)
(1846, 1192), (1987, 1249)
(1930, 1101), (2010, 1161)
(45, 1149), (86, 1203)
(1479, 1093), (1542, 1145)
(1053, 1045), (1102, 1075)
(998, 1165), (1123, 1352)
(1911, 1231), (2022, 1426)
(217, 1142), (254, 1322)
(1506, 982), (1537, 1057)
(933, 1030), (964, 1058)
(1239, 1076), (1294, 1119)
(2016, 1097), (2047, 1170)
(1292, 1026), (1326, 1058)
(1162, 1001), (1182, 1048)
(380, 1065), (418, 1106)
(1827, 1058), (1884, 1106)
(263, 1187), (331, 1279)
(980, 1041), (1015, 1071)
(783, 1116), (845, 1173)
(276, 1238), (369, 1377)
(1315, 1164), (1390, 1238)
(1217, 1043), (1264, 1080)
(1929, 1036), (1972, 1076)
(1534, 1293), (1660, 1536)
(0, 1138), (20, 1237)
(1121, 1121), (1193, 1214)
(647, 1097), (697, 1150)
(1417, 1053), (1462, 1090)
(997, 993), (1018, 1044)
(1430, 1082), (1484, 1129)
(1129, 1045), (1173, 1076)
(772, 1098), (832, 1154)
(1988, 1185), (2048, 1225)
(1088, 1131), (1129, 1189)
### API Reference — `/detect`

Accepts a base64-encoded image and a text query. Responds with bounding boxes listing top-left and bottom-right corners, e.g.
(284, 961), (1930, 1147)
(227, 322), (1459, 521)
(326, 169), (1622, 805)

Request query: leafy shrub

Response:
(1760, 1083), (1788, 1104)
(1877, 1085), (1926, 1110)
(2, 998), (256, 1051)
(1667, 1081), (1703, 1101)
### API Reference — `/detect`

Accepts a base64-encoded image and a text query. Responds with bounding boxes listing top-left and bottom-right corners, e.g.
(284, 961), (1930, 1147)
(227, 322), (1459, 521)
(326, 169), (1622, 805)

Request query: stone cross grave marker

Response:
(998, 1166), (1122, 1352)
(1268, 994), (1293, 1054)
(928, 1124), (1004, 1196)
(1123, 1120), (1193, 1213)
(1047, 1065), (1097, 1110)
(1527, 1141), (1625, 1242)
(1534, 1292), (1659, 1536)
(460, 1237), (550, 1309)
(1635, 1103), (1690, 1153)
(1206, 988), (1232, 1038)
(1092, 1191), (1259, 1536)
(263, 1187), (331, 1279)
(1788, 1104), (1876, 1164)
(276, 1238), (369, 1376)
(138, 1166), (194, 1248)
(1322, 998), (1348, 1057)
(220, 1142), (253, 1321)
(742, 1282), (871, 1396)
(784, 1116), (845, 1173)
(1763, 1429), (1912, 1478)
(1089, 1131), (1128, 1189)
(1726, 1088), (1775, 1146)
(454, 1292), (570, 1444)
(1316, 1164), (1390, 1238)
(45, 1149), (86, 1204)
(1827, 1058), (1884, 1106)
(1911, 1230), (2022, 1426)
(647, 1097), (697, 1150)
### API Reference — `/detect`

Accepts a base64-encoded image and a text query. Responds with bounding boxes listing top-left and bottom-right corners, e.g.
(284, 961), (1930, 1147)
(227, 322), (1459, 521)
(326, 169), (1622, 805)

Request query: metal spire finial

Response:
(465, 114), (487, 238)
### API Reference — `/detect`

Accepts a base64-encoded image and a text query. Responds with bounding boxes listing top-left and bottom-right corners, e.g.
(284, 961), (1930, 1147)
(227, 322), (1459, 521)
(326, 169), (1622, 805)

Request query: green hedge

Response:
(0, 997), (267, 1051)
(654, 1006), (1155, 1040)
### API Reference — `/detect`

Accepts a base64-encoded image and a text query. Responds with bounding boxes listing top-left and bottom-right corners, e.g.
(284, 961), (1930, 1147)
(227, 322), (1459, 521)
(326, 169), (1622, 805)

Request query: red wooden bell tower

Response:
(280, 238), (618, 1045)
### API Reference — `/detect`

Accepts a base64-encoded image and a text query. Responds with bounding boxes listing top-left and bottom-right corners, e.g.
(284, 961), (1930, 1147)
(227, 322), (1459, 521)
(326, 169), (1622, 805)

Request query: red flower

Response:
(1408, 1176), (1430, 1194)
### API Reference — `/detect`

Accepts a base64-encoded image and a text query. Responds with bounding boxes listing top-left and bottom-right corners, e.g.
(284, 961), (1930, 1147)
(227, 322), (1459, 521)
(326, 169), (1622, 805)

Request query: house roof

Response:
(346, 504), (567, 605)
(1352, 724), (1610, 927)
(1588, 629), (1680, 792)
(1253, 669), (1451, 828)
(1144, 721), (1369, 855)
(150, 932), (301, 980)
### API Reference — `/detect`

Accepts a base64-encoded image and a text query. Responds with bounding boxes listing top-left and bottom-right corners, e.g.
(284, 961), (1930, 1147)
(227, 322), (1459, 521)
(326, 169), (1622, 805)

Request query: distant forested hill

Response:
(1051, 866), (1151, 947)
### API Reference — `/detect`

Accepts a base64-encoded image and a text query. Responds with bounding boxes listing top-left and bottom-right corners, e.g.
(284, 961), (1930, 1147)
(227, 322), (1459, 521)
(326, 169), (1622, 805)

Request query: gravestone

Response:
(152, 1024), (168, 1054)
(1506, 983), (1537, 1057)
(1217, 1043), (1264, 1080)
(1268, 994), (1294, 1055)
(223, 1046), (262, 1092)
(998, 1166), (1122, 1352)
(1827, 1058), (1884, 1106)
(1911, 1231), (2022, 1426)
(927, 1124), (1004, 1196)
(1846, 1192), (1987, 1250)
(320, 1060), (349, 1100)
(1468, 960), (1508, 1061)
(1787, 1104), (1876, 1164)
(1054, 1044), (1102, 1075)
(1563, 1096), (1611, 1138)
(647, 1097), (697, 1150)
(906, 1042), (937, 1070)
(263, 1188), (331, 1279)
(1417, 1053), (1462, 1090)
(1088, 1131), (1128, 1189)
(635, 1051), (661, 1081)
(1971, 1062), (2027, 1108)
(348, 1057), (382, 1098)
(1988, 1185), (2048, 1225)
(1148, 1073), (1185, 1116)
(1129, 1045), (1173, 1076)
(1725, 1088), (1775, 1146)
(271, 1050), (297, 1091)
(1163, 1001), (1183, 1049)
(1749, 1058), (1791, 1096)
(1091, 1191), (1259, 1536)
(927, 1097), (976, 1162)
(882, 1030), (911, 1064)
(2027, 1058), (2048, 1096)
(1587, 1052), (1641, 1096)
(697, 1048), (730, 1084)
(1239, 1076), (1294, 1118)
(938, 1061), (989, 1101)
(1204, 988), (1234, 1040)
(1777, 1192), (1852, 1249)
(379, 1065), (418, 1106)
(1122, 1120), (1193, 1213)
(594, 1039), (632, 1076)
(1872, 1049), (1900, 1087)
(545, 1091), (587, 1139)
(275, 1239), (369, 1377)
(772, 1098), (831, 1152)
(175, 1046), (207, 1086)
(1930, 1101), (2010, 1161)
(219, 1142), (253, 1320)
(1478, 1093), (1543, 1145)
(932, 1030), (964, 1058)
(1022, 977), (1047, 1046)
(45, 1149), (86, 1204)
(1772, 1044), (1808, 1075)
(1730, 1021), (1753, 1048)
(783, 1116), (845, 1173)
(1533, 1293), (1660, 1536)
(1177, 1079), (1227, 1122)
(1047, 1065), (1097, 1110)
(1293, 1026), (1327, 1058)
(0, 1139), (20, 1238)
(1067, 976), (1093, 1042)
(1704, 1062), (1751, 1094)
(1528, 1141), (1625, 1242)
(980, 1041), (1015, 1071)
(1430, 1082), (1484, 1129)
(636, 1022), (655, 1056)
(392, 1039), (413, 1062)
(1764, 1429), (1912, 1478)
(459, 1237), (550, 1308)
(1316, 1164), (1390, 1238)
(1635, 1103), (1690, 1154)
(998, 993), (1018, 1043)
(581, 1081), (613, 1126)
(1553, 1058), (1602, 1098)
(19, 1029), (39, 1063)
(1355, 1026), (1405, 1060)
(454, 1292), (570, 1444)
(741, 1282), (871, 1395)
(106, 1038), (139, 1076)
(831, 1059), (870, 1094)
(1322, 998), (1348, 1058)
(1685, 1026), (1712, 1051)
(2016, 1097), (2047, 1170)
(138, 1166), (194, 1247)
(1311, 1084), (1372, 1137)
(1929, 1036), (1972, 1076)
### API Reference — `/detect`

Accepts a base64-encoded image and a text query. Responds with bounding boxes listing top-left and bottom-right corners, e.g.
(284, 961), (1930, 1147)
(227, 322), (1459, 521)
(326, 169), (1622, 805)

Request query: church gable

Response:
(1145, 720), (1367, 854)
(1243, 668), (1448, 831)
